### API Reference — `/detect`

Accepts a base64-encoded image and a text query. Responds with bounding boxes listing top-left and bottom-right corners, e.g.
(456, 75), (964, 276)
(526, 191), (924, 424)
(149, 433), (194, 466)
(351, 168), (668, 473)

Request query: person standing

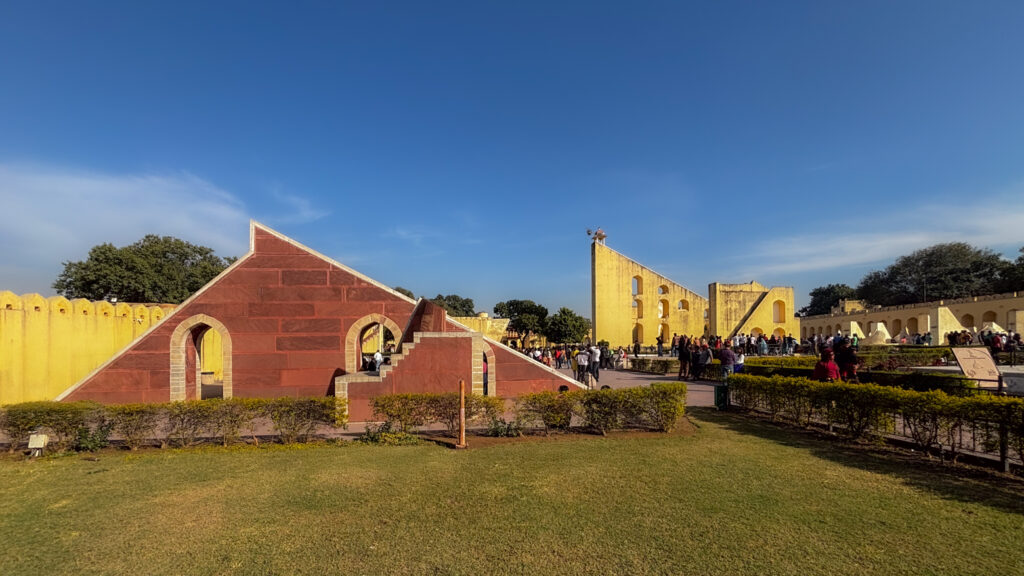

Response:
(656, 334), (665, 357)
(677, 340), (690, 380)
(576, 347), (590, 388)
(719, 346), (737, 378)
(589, 344), (601, 384)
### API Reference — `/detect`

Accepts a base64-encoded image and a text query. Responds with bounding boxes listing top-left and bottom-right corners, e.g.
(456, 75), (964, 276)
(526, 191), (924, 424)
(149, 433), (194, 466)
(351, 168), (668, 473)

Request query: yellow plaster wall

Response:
(710, 283), (799, 339)
(0, 291), (176, 404)
(798, 292), (1024, 342)
(591, 242), (708, 347)
(451, 315), (510, 342)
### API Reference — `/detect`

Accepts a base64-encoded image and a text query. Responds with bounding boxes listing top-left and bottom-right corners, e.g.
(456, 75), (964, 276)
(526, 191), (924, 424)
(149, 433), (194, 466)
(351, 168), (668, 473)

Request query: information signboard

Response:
(950, 347), (1001, 387)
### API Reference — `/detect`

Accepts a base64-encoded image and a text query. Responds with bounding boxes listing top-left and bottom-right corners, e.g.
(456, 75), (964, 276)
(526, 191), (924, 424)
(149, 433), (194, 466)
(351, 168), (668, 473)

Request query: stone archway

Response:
(345, 313), (403, 374)
(170, 314), (233, 402)
(481, 342), (497, 397)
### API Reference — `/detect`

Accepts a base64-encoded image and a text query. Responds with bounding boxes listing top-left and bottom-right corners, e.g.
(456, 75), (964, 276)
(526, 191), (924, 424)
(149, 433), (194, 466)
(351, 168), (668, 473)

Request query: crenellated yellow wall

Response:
(0, 292), (180, 404)
(799, 293), (1024, 342)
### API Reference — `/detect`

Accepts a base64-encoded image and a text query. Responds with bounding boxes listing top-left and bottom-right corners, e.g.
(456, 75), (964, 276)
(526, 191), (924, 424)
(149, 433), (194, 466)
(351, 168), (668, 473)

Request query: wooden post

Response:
(457, 378), (467, 449)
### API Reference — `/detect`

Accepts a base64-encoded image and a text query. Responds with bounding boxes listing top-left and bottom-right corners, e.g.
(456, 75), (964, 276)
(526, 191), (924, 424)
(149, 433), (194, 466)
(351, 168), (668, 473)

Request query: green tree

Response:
(995, 247), (1024, 293)
(393, 286), (415, 299)
(430, 294), (476, 317)
(799, 283), (857, 317)
(493, 299), (549, 342)
(53, 235), (235, 304)
(856, 242), (1011, 306)
(544, 307), (590, 343)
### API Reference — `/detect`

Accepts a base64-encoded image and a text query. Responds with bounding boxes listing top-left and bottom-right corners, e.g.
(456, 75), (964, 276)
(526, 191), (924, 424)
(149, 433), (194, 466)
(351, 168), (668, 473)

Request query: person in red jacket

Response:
(812, 349), (840, 382)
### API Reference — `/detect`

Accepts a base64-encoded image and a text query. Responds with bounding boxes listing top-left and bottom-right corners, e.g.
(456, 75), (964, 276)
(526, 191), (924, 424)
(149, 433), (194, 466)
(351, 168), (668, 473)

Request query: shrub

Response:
(266, 397), (338, 444)
(579, 389), (621, 435)
(742, 365), (976, 395)
(0, 401), (102, 452)
(108, 404), (163, 450)
(371, 394), (431, 433)
(484, 416), (523, 437)
(727, 373), (1024, 452)
(517, 391), (580, 434)
(74, 405), (114, 452)
(356, 421), (421, 445)
(0, 402), (52, 452)
(166, 400), (217, 447)
(642, 382), (688, 432)
(205, 398), (262, 446)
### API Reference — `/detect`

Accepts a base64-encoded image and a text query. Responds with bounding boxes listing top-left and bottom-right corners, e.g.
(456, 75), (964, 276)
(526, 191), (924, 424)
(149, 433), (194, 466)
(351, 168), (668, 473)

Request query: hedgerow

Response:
(0, 396), (347, 452)
(727, 374), (1024, 466)
(519, 383), (688, 434)
(740, 365), (976, 395)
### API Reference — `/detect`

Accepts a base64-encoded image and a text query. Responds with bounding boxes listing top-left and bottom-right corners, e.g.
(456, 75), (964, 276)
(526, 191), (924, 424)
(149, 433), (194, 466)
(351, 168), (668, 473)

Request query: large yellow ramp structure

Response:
(709, 282), (800, 339)
(591, 242), (708, 347)
(591, 240), (798, 347)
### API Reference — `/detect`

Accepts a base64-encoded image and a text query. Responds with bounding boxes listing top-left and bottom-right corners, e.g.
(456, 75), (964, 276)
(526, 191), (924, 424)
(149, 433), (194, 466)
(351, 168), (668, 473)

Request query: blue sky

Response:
(2, 1), (1024, 316)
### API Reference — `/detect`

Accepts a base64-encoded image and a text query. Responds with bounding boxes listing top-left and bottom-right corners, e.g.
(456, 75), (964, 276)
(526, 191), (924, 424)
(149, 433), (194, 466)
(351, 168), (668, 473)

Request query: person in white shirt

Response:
(589, 345), (601, 384)
(373, 350), (383, 371)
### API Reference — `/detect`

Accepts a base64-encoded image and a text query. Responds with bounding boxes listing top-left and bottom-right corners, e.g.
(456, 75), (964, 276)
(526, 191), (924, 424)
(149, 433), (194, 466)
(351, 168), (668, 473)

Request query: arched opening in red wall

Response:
(170, 314), (232, 402)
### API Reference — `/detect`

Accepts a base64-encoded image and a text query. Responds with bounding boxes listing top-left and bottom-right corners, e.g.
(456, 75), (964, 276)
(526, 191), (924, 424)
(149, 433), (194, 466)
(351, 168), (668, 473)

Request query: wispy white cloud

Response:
(0, 163), (251, 294)
(265, 189), (330, 225)
(382, 226), (440, 247)
(735, 183), (1024, 277)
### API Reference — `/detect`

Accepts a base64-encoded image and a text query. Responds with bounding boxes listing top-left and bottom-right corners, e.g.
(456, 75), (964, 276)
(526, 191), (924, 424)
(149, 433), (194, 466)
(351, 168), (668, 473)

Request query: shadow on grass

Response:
(689, 406), (1024, 516)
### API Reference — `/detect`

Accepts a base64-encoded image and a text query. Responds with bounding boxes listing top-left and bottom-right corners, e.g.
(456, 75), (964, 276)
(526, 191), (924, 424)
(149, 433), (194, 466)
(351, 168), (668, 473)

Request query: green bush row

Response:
(0, 397), (346, 452)
(370, 393), (505, 436)
(740, 365), (976, 395)
(744, 348), (953, 371)
(727, 374), (1024, 464)
(517, 382), (688, 435)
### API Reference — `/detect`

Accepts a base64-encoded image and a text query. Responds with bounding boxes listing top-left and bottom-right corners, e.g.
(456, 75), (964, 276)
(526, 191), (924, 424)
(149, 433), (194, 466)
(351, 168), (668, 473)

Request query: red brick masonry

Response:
(61, 223), (576, 416)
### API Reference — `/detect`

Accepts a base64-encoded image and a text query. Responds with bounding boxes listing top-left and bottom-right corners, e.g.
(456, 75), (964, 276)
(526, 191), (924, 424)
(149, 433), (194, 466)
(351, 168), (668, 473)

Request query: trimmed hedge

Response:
(518, 382), (688, 435)
(740, 365), (977, 395)
(728, 374), (1024, 466)
(0, 396), (347, 452)
(370, 393), (505, 436)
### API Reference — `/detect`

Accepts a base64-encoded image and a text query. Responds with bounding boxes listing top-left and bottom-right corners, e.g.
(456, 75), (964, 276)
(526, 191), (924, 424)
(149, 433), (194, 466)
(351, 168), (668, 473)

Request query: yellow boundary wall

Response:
(0, 292), (179, 404)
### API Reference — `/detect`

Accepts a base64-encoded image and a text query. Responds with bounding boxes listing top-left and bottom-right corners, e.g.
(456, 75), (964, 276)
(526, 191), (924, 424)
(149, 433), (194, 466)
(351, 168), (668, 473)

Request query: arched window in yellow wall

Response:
(658, 299), (669, 319)
(631, 276), (643, 296)
(632, 323), (644, 344)
(678, 299), (689, 311)
(772, 300), (786, 323)
(657, 285), (668, 295)
(961, 314), (975, 329)
(982, 310), (997, 324)
(907, 317), (919, 334)
(892, 319), (902, 335)
(634, 299), (643, 318)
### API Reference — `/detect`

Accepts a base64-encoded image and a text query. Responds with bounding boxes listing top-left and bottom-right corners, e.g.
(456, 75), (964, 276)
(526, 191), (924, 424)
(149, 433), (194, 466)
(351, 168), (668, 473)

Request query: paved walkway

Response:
(554, 365), (715, 407)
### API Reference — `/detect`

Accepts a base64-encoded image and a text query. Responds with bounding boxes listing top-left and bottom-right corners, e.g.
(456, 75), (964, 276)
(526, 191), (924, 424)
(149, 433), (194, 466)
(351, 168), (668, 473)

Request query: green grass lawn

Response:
(2, 408), (1023, 575)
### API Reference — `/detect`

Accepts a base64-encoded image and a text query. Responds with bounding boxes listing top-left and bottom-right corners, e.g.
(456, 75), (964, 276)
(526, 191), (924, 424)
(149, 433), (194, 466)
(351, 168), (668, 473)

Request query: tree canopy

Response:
(53, 235), (235, 304)
(493, 299), (548, 338)
(430, 294), (476, 317)
(799, 284), (857, 316)
(544, 307), (590, 343)
(393, 286), (415, 299)
(855, 243), (1011, 306)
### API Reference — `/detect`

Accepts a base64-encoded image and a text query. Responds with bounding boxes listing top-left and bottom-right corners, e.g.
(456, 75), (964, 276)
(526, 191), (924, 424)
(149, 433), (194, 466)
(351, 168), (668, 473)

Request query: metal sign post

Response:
(951, 347), (1010, 472)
